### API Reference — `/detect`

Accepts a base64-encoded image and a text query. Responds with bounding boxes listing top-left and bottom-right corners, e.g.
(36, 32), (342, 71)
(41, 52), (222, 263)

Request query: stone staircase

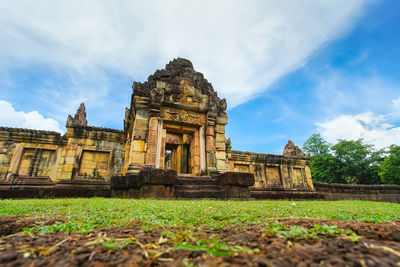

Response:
(175, 176), (226, 199)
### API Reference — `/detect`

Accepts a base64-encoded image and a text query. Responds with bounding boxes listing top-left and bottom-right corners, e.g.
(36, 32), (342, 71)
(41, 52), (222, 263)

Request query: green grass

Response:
(262, 221), (359, 242)
(0, 198), (399, 231)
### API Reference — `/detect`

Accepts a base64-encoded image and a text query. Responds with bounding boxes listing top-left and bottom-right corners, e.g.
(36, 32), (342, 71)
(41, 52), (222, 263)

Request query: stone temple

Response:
(0, 58), (316, 199)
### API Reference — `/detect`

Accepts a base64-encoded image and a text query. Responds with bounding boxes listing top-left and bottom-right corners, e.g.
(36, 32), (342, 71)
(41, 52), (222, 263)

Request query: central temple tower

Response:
(123, 58), (228, 176)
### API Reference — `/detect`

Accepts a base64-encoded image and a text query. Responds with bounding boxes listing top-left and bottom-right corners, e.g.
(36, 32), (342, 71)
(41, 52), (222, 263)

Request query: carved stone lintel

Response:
(161, 108), (205, 125)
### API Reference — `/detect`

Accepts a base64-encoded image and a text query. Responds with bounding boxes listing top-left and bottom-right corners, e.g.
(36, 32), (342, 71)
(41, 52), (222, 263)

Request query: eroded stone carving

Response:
(66, 102), (88, 127)
(74, 103), (88, 127)
(283, 140), (307, 158)
(130, 58), (225, 113)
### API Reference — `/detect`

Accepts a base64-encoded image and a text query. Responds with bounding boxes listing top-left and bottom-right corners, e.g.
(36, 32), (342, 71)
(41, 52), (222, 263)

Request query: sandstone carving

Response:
(283, 140), (307, 158)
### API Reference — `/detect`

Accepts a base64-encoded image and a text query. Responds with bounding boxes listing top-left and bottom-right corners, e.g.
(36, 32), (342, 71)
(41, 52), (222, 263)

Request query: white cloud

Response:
(0, 100), (63, 133)
(0, 0), (372, 107)
(317, 112), (400, 149)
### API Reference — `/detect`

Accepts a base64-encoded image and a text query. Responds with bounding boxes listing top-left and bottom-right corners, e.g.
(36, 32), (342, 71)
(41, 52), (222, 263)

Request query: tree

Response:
(303, 134), (343, 183)
(302, 134), (330, 157)
(331, 139), (382, 184)
(379, 145), (400, 185)
(309, 153), (346, 183)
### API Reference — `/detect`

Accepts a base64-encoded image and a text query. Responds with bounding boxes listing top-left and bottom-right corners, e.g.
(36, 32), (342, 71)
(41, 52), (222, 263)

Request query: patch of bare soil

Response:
(0, 216), (399, 266)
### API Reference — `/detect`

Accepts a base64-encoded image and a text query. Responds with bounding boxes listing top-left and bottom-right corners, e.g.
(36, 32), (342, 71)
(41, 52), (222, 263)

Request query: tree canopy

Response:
(379, 145), (400, 185)
(302, 134), (330, 157)
(303, 134), (389, 184)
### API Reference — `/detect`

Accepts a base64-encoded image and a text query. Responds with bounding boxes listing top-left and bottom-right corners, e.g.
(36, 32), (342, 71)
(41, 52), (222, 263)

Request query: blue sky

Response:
(0, 0), (399, 154)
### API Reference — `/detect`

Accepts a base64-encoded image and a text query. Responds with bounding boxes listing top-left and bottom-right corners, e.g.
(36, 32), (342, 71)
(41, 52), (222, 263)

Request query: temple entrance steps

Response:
(175, 176), (226, 199)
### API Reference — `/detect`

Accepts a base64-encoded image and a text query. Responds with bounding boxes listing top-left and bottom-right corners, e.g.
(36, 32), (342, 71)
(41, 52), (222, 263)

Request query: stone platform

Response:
(0, 168), (328, 201)
(0, 176), (111, 198)
(250, 188), (324, 200)
(111, 168), (255, 200)
(314, 182), (400, 203)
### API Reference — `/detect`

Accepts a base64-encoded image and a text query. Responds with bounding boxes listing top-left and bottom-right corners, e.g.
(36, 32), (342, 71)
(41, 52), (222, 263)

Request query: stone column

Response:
(191, 129), (200, 175)
(145, 116), (159, 167)
(155, 119), (163, 168)
(199, 126), (206, 173)
(159, 129), (167, 169)
(215, 112), (228, 172)
(127, 97), (149, 174)
(206, 113), (217, 175)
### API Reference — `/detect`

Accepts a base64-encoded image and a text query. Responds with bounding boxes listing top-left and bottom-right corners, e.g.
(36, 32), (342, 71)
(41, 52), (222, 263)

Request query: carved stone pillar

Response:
(199, 126), (206, 173)
(191, 129), (200, 175)
(159, 128), (167, 169)
(205, 110), (217, 175)
(215, 111), (228, 172)
(155, 119), (163, 168)
(145, 117), (163, 168)
(145, 117), (159, 167)
(127, 96), (149, 174)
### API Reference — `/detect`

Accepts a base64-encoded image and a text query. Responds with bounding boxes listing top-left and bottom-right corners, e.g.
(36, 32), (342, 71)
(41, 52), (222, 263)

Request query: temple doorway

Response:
(164, 142), (191, 174)
(162, 130), (193, 174)
(160, 122), (204, 175)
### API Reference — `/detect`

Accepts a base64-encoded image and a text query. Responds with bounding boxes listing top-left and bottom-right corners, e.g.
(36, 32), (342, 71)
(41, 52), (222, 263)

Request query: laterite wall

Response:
(314, 182), (400, 203)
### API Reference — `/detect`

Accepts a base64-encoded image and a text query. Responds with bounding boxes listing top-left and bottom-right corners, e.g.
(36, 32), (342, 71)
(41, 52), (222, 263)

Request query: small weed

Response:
(182, 258), (197, 267)
(163, 228), (197, 244)
(101, 238), (133, 249)
(263, 221), (359, 241)
(174, 236), (259, 256)
(209, 222), (225, 230)
(236, 224), (247, 230)
(85, 232), (133, 249)
(141, 224), (155, 233)
(23, 221), (93, 236)
(362, 216), (383, 223)
(282, 226), (315, 240)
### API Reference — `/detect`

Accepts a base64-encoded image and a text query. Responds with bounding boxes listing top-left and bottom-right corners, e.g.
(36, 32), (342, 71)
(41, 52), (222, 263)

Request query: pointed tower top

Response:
(283, 140), (307, 158)
(73, 102), (88, 127)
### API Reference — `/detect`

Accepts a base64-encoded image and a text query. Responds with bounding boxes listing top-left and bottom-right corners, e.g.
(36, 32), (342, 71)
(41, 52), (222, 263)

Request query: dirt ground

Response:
(0, 216), (399, 266)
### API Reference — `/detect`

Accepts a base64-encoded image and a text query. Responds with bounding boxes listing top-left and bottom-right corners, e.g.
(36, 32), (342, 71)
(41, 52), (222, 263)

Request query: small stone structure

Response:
(0, 58), (316, 199)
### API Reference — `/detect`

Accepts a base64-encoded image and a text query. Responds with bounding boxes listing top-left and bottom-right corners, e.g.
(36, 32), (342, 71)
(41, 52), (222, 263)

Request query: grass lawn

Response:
(0, 198), (399, 231)
(1, 199), (400, 265)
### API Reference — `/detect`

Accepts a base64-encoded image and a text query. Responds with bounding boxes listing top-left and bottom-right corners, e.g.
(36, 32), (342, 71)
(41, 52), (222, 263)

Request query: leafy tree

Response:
(379, 145), (400, 185)
(302, 134), (330, 157)
(304, 135), (385, 184)
(303, 134), (343, 183)
(309, 153), (346, 183)
(331, 139), (382, 184)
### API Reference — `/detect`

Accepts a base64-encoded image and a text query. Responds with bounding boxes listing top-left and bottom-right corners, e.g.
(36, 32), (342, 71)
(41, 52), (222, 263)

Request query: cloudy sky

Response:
(0, 0), (399, 154)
